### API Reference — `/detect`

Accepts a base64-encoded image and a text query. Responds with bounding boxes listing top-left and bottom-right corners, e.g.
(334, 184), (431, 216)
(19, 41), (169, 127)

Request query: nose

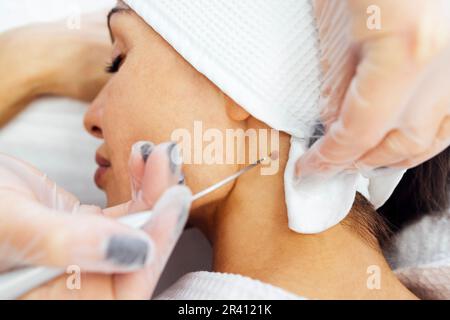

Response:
(84, 94), (104, 139)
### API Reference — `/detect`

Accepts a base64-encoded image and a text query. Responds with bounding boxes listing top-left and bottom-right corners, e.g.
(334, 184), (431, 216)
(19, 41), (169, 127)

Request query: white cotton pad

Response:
(285, 138), (405, 233)
(124, 0), (406, 234)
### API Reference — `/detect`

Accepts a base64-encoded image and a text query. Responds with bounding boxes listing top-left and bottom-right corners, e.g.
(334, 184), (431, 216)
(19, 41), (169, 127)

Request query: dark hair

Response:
(344, 192), (392, 249)
(378, 147), (450, 232)
(344, 147), (449, 248)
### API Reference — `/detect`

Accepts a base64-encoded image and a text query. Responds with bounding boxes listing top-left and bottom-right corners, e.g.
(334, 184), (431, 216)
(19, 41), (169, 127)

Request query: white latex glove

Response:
(297, 0), (450, 178)
(0, 141), (191, 299)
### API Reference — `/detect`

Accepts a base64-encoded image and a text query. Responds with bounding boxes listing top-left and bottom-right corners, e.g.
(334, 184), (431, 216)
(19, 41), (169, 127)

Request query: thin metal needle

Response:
(191, 157), (269, 202)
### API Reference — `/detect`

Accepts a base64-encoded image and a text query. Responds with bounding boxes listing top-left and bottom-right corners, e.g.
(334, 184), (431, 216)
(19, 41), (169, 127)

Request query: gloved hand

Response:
(297, 0), (450, 178)
(0, 142), (191, 299)
(0, 10), (112, 126)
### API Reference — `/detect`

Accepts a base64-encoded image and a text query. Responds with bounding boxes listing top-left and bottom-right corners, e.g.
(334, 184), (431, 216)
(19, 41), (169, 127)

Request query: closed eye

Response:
(106, 55), (125, 73)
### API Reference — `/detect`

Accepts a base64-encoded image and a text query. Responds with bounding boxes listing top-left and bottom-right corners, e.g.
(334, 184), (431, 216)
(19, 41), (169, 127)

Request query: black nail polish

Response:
(140, 143), (154, 163)
(308, 122), (325, 148)
(106, 236), (149, 267)
(178, 173), (185, 185)
(167, 143), (181, 174)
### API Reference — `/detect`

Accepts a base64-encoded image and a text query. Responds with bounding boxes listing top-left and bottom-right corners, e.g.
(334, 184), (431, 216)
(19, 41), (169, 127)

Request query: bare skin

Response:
(0, 7), (417, 299)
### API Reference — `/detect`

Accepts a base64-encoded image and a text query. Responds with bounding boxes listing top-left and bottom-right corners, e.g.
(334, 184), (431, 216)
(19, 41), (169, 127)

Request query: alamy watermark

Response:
(366, 265), (381, 290)
(66, 265), (81, 290)
(171, 121), (280, 175)
(367, 5), (382, 30)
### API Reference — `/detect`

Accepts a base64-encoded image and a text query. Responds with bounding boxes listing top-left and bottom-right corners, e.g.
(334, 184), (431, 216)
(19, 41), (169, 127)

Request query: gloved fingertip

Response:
(129, 141), (155, 201)
(104, 232), (156, 272)
(141, 144), (155, 163)
(131, 141), (154, 163)
(48, 214), (157, 273)
(145, 185), (192, 239)
(131, 143), (185, 210)
(138, 186), (192, 274)
(169, 186), (192, 235)
(178, 173), (186, 185)
(152, 185), (192, 217)
(164, 142), (183, 177)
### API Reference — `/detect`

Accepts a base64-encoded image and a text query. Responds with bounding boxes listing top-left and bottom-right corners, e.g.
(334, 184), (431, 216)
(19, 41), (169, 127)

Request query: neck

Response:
(200, 133), (416, 300)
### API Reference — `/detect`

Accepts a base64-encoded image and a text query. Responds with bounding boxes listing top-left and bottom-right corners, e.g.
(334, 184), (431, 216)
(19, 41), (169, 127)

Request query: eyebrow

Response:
(107, 7), (131, 41)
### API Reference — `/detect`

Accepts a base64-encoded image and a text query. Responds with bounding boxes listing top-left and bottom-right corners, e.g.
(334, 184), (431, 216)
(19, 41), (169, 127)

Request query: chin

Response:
(105, 190), (120, 207)
(104, 184), (131, 207)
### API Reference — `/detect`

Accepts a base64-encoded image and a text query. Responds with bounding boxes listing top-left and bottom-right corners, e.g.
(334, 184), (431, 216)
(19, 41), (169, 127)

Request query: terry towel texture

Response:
(388, 207), (450, 300)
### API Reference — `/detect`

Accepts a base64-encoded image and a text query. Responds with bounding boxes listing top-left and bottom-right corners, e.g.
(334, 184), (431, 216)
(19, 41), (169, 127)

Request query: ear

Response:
(225, 97), (250, 121)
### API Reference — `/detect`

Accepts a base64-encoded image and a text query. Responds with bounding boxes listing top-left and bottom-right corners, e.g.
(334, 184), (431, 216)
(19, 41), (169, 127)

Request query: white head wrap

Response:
(123, 0), (405, 233)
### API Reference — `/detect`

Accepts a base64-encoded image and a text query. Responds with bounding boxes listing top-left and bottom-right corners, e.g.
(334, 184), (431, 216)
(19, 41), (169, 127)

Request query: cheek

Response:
(102, 121), (132, 206)
(99, 68), (177, 205)
(100, 80), (147, 205)
(99, 46), (247, 206)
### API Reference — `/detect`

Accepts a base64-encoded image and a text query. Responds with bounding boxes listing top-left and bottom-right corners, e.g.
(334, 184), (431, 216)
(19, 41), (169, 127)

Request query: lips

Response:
(96, 153), (111, 168)
(95, 153), (111, 188)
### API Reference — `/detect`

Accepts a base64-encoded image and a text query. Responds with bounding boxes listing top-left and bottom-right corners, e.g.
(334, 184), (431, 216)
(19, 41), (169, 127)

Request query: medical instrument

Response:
(0, 153), (278, 299)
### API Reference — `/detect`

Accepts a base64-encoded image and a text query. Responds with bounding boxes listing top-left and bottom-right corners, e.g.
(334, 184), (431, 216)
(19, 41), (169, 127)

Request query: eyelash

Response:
(106, 55), (124, 73)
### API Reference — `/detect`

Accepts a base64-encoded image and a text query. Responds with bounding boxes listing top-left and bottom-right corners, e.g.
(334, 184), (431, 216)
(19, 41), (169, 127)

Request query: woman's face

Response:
(84, 8), (244, 208)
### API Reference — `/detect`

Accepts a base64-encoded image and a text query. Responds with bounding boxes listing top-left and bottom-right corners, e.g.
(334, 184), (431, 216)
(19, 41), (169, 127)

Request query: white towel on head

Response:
(123, 0), (405, 233)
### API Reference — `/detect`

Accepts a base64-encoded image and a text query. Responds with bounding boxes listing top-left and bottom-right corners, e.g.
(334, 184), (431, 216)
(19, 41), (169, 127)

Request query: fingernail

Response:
(167, 142), (182, 174)
(178, 173), (185, 185)
(140, 143), (154, 163)
(105, 235), (153, 268)
(308, 122), (325, 148)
